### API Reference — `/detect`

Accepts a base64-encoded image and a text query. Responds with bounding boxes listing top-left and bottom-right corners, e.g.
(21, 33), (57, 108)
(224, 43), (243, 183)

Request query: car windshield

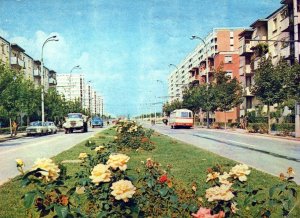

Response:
(93, 117), (101, 121)
(68, 114), (82, 119)
(30, 121), (42, 126)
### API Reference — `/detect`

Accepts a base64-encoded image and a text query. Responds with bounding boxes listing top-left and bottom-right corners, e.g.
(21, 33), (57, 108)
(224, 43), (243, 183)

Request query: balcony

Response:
(281, 16), (293, 32)
(239, 43), (253, 56)
(49, 77), (57, 85)
(245, 64), (252, 74)
(33, 69), (41, 77)
(250, 36), (267, 49)
(11, 57), (25, 69)
(239, 67), (244, 76)
(280, 45), (290, 59)
(243, 87), (254, 97)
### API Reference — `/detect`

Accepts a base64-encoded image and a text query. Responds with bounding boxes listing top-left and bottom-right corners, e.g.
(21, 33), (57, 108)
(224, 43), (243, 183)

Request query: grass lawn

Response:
(0, 128), (299, 217)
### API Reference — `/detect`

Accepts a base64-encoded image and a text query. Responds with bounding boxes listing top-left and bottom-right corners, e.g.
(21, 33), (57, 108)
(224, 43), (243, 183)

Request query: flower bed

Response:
(0, 127), (299, 217)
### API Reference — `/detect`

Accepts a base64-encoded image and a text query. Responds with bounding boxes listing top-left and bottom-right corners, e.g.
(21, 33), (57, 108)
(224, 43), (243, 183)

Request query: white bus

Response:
(169, 109), (193, 129)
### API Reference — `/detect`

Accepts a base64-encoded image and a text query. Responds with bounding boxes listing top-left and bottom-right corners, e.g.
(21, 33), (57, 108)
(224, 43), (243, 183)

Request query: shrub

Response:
(247, 123), (268, 134)
(114, 120), (154, 150)
(271, 123), (295, 136)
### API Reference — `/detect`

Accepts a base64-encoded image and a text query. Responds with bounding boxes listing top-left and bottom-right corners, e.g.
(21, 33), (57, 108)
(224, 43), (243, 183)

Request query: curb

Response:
(194, 126), (300, 142)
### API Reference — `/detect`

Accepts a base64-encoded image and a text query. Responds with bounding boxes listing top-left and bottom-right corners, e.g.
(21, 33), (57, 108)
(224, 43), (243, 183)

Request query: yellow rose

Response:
(231, 202), (239, 214)
(31, 158), (60, 182)
(16, 159), (24, 167)
(206, 172), (220, 182)
(75, 186), (85, 195)
(111, 180), (136, 202)
(229, 164), (251, 182)
(89, 164), (112, 185)
(95, 146), (105, 152)
(205, 184), (234, 202)
(107, 154), (130, 171)
(78, 153), (88, 160)
(219, 172), (230, 184)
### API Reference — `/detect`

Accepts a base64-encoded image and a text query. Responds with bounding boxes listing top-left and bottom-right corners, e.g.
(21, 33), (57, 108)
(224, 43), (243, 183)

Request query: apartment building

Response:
(0, 36), (56, 90)
(0, 36), (10, 65)
(239, 0), (300, 116)
(168, 28), (244, 123)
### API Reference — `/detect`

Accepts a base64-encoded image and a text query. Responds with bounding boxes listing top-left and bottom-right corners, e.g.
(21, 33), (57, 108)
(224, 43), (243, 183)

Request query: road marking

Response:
(192, 133), (300, 163)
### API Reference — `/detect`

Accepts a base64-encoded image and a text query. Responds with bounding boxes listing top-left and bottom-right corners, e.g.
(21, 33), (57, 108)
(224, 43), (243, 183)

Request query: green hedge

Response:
(247, 123), (268, 134)
(271, 123), (295, 132)
(0, 126), (27, 134)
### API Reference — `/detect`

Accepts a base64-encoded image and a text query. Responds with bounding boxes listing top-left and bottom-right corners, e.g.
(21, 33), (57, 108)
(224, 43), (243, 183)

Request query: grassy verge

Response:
(0, 128), (299, 217)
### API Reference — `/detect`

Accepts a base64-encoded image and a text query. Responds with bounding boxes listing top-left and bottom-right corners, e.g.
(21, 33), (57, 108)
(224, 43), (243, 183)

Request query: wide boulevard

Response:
(0, 127), (105, 185)
(146, 123), (300, 184)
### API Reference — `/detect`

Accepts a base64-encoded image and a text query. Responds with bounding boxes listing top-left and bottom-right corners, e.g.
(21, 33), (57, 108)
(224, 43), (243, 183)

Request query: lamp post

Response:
(41, 35), (58, 123)
(191, 35), (210, 128)
(69, 65), (81, 101)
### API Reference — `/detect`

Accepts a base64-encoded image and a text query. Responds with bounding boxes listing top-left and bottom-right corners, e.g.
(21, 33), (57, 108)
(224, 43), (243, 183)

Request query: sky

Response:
(0, 0), (281, 117)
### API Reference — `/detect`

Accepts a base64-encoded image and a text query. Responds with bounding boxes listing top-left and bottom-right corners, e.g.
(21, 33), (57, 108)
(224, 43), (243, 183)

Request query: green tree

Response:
(252, 58), (287, 133)
(214, 71), (243, 129)
(162, 99), (182, 116)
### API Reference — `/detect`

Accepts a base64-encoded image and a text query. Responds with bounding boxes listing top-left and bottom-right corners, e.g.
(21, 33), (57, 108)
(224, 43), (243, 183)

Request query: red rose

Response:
(158, 174), (168, 183)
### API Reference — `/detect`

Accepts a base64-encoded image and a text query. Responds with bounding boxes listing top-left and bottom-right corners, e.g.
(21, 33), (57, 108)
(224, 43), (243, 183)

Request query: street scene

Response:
(1, 0), (300, 217)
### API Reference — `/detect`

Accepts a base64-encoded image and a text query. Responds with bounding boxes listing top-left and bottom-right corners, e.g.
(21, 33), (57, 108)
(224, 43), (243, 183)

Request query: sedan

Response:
(45, 121), (58, 134)
(26, 121), (48, 136)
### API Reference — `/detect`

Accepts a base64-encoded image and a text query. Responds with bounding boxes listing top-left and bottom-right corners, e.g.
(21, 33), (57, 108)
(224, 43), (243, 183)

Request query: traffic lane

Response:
(148, 125), (300, 184)
(153, 124), (300, 162)
(0, 127), (105, 185)
(192, 128), (300, 160)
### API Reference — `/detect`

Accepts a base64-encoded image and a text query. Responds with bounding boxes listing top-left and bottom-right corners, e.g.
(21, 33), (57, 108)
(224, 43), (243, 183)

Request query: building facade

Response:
(168, 28), (244, 123)
(56, 73), (103, 116)
(239, 0), (300, 116)
(0, 36), (57, 91)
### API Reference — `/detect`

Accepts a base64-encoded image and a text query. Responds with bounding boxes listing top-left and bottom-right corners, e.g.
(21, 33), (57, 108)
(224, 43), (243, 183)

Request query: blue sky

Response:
(0, 0), (281, 117)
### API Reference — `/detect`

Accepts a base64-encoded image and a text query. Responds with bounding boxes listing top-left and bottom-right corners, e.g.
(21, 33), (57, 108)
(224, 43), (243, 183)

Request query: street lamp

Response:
(69, 65), (81, 100)
(41, 35), (58, 123)
(191, 35), (210, 128)
(169, 64), (179, 70)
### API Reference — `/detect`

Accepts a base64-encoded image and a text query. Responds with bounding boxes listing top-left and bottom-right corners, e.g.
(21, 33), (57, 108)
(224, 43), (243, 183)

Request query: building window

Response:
(224, 55), (232, 63)
(246, 76), (252, 87)
(246, 97), (252, 109)
(225, 71), (233, 79)
(273, 18), (278, 32)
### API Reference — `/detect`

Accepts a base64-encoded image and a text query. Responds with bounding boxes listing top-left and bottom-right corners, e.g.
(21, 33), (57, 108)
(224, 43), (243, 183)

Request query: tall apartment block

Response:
(239, 0), (300, 115)
(56, 74), (103, 116)
(0, 36), (57, 90)
(168, 28), (244, 123)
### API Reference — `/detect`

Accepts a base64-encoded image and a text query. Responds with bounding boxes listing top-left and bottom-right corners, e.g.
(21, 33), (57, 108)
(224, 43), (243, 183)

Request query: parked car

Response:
(45, 121), (58, 134)
(91, 117), (103, 128)
(26, 121), (48, 136)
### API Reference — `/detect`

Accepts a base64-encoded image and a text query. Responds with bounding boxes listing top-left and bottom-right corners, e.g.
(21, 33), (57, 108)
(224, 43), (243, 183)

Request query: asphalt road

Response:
(145, 123), (300, 184)
(0, 127), (106, 185)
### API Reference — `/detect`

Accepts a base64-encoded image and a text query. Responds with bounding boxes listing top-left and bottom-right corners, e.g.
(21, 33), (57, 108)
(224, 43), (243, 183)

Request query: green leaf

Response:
(159, 187), (168, 197)
(54, 205), (69, 218)
(24, 191), (36, 208)
(269, 186), (276, 197)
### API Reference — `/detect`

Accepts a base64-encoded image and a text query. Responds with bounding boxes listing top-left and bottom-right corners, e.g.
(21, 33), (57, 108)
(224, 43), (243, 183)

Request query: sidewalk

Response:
(0, 133), (27, 143)
(194, 126), (300, 142)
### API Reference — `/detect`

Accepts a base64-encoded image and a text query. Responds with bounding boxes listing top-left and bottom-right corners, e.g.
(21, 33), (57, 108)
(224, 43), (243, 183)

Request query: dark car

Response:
(91, 117), (103, 128)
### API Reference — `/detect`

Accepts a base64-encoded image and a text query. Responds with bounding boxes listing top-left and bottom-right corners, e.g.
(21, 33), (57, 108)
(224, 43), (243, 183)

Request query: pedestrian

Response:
(12, 120), (18, 136)
(240, 115), (245, 129)
(107, 121), (110, 125)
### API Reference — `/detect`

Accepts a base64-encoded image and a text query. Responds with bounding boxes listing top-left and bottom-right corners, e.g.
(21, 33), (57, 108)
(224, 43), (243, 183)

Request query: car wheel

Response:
(92, 125), (94, 128)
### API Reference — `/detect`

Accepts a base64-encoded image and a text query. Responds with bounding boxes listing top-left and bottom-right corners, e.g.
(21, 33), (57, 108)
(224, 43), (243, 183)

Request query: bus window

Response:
(181, 112), (191, 118)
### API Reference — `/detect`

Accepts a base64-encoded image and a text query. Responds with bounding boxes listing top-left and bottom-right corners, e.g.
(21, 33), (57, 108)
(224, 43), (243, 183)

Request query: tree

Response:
(214, 71), (243, 129)
(252, 58), (287, 133)
(162, 99), (182, 116)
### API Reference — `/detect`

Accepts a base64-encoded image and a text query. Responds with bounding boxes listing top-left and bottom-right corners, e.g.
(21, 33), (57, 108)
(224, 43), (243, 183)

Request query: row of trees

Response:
(0, 64), (88, 128)
(164, 70), (243, 129)
(163, 58), (300, 132)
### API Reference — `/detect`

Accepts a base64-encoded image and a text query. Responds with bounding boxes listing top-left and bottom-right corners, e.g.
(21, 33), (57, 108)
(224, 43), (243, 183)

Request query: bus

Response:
(169, 109), (193, 129)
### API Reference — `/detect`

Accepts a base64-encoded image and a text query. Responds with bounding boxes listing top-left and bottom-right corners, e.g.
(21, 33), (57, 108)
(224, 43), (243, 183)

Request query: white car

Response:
(45, 121), (58, 134)
(26, 121), (48, 136)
